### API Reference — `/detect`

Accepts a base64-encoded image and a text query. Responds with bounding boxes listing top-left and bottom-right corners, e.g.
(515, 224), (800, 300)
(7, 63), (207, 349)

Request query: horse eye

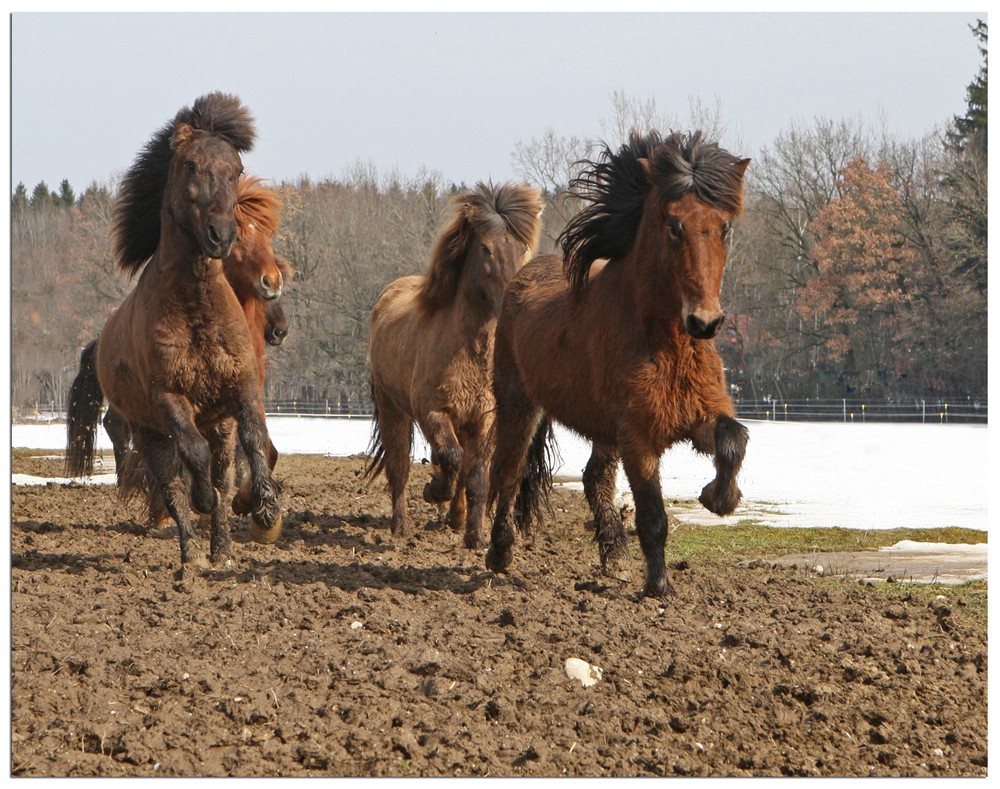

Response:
(667, 218), (683, 240)
(481, 243), (493, 257)
(184, 161), (197, 176)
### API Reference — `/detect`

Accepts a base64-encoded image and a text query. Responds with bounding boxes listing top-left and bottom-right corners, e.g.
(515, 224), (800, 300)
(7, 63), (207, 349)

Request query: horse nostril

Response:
(207, 223), (221, 245)
(686, 313), (725, 339)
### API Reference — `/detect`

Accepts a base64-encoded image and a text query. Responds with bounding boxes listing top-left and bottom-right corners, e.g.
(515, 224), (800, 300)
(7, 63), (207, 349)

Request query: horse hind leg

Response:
(695, 416), (748, 517)
(583, 446), (629, 580)
(367, 394), (414, 538)
(456, 432), (490, 550)
(205, 419), (237, 564)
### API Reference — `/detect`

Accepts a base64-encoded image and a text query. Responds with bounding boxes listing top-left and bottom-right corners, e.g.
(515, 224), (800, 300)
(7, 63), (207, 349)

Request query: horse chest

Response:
(158, 319), (245, 402)
(629, 343), (725, 445)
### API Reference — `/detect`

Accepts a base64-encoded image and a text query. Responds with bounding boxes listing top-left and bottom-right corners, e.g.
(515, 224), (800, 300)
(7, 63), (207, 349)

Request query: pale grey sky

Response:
(8, 11), (985, 193)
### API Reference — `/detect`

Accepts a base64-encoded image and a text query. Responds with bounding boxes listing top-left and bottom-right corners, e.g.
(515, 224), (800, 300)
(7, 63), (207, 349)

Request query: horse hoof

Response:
(250, 512), (283, 544)
(464, 532), (487, 550)
(231, 494), (251, 516)
(422, 478), (454, 505)
(601, 558), (631, 582)
(182, 552), (212, 572)
(485, 544), (513, 573)
(699, 481), (741, 517)
(641, 576), (677, 599)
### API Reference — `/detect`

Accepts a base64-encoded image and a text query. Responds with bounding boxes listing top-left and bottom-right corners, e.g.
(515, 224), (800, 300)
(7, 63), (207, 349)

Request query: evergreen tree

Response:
(11, 182), (28, 214)
(29, 181), (51, 209)
(948, 20), (987, 152)
(56, 179), (75, 208)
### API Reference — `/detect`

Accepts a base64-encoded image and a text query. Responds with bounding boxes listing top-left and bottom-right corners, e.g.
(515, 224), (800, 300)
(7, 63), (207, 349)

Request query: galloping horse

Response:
(73, 176), (292, 536)
(65, 92), (280, 569)
(485, 131), (751, 598)
(366, 182), (544, 548)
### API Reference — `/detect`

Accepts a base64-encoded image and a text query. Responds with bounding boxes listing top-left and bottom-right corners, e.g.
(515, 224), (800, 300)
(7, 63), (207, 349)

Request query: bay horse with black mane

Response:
(365, 181), (544, 548)
(485, 130), (751, 598)
(73, 176), (292, 537)
(64, 92), (281, 570)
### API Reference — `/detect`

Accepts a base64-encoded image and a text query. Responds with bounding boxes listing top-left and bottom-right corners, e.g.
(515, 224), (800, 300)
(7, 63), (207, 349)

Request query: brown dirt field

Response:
(10, 450), (987, 777)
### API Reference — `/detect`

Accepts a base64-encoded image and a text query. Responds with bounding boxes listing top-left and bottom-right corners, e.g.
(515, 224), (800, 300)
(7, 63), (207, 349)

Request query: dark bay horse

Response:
(81, 176), (292, 537)
(485, 131), (751, 598)
(65, 92), (280, 569)
(366, 182), (544, 548)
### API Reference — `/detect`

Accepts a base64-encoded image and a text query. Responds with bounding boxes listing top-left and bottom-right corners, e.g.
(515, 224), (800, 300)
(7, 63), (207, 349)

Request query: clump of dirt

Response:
(10, 451), (987, 777)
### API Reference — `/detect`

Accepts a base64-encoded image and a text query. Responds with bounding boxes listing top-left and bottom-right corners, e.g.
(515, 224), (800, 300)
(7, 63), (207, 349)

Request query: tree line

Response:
(11, 23), (987, 416)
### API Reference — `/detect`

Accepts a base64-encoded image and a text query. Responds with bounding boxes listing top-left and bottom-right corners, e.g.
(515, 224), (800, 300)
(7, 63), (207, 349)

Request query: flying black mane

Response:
(113, 92), (257, 277)
(559, 130), (747, 297)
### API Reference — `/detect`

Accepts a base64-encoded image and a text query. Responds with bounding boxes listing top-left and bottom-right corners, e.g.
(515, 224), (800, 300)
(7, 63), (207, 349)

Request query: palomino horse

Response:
(485, 131), (751, 598)
(65, 92), (280, 569)
(366, 182), (544, 548)
(75, 177), (292, 535)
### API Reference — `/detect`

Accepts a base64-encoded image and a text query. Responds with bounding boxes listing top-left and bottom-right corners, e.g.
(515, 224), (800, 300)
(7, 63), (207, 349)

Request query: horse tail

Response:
(513, 415), (559, 535)
(363, 377), (413, 485)
(65, 339), (104, 478)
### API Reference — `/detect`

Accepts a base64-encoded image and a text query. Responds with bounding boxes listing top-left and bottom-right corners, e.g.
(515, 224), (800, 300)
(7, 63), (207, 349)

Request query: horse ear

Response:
(171, 122), (193, 151)
(734, 158), (751, 179)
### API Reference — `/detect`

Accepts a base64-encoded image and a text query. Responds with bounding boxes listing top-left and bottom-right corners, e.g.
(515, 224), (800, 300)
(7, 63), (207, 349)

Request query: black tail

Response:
(513, 415), (558, 535)
(362, 377), (412, 486)
(65, 339), (104, 477)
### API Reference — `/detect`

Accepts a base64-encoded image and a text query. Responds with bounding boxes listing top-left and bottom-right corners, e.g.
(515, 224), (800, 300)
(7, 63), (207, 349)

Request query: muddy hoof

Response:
(641, 575), (677, 599)
(464, 532), (487, 550)
(699, 480), (741, 517)
(485, 543), (513, 573)
(422, 477), (454, 504)
(250, 512), (283, 544)
(601, 557), (631, 582)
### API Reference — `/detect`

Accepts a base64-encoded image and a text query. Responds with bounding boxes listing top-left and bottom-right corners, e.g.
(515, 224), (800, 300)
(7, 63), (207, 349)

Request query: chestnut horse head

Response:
(560, 130), (750, 339)
(112, 91), (256, 277)
(419, 181), (544, 316)
(224, 176), (287, 303)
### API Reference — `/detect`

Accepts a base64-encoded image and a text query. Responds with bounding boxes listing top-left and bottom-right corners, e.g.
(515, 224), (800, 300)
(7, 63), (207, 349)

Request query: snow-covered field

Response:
(12, 417), (988, 533)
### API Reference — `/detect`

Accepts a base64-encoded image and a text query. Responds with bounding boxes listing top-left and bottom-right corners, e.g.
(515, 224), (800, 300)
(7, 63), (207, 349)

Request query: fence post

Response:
(843, 399), (847, 422)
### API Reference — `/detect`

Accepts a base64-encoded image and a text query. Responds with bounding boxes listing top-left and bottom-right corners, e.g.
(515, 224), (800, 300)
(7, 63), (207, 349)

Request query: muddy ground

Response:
(9, 450), (987, 777)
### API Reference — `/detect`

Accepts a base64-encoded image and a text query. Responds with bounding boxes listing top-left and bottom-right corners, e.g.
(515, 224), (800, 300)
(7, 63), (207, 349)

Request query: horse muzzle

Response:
(685, 311), (725, 340)
(256, 272), (283, 301)
(203, 219), (238, 260)
(266, 325), (288, 346)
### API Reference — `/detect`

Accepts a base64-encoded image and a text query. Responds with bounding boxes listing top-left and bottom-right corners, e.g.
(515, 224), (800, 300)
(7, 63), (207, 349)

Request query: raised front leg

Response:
(421, 411), (462, 505)
(583, 446), (629, 579)
(621, 450), (676, 599)
(155, 392), (216, 515)
(691, 416), (748, 517)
